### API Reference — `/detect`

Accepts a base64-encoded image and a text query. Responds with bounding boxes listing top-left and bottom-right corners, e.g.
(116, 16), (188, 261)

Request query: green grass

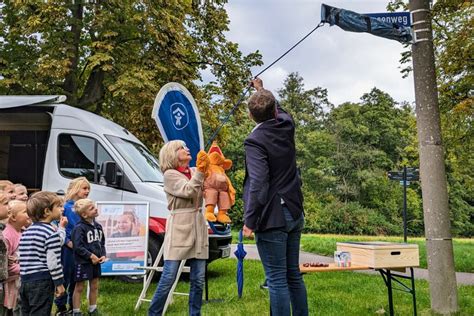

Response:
(84, 259), (473, 315)
(231, 231), (474, 273)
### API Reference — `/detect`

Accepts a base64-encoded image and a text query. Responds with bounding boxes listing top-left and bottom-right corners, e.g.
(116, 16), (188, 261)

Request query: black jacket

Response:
(243, 103), (304, 232)
(71, 219), (106, 264)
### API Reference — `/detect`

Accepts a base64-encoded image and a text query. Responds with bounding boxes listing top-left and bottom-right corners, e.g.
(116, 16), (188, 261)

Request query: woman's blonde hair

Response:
(74, 198), (95, 216)
(65, 177), (91, 201)
(159, 140), (186, 173)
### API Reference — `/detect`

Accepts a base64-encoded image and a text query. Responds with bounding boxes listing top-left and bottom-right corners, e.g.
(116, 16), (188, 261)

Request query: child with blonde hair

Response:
(111, 210), (140, 237)
(55, 177), (91, 315)
(0, 192), (9, 306)
(71, 199), (105, 316)
(19, 191), (65, 315)
(0, 192), (9, 226)
(1, 201), (30, 315)
(0, 181), (15, 202)
(0, 180), (13, 192)
(13, 184), (28, 202)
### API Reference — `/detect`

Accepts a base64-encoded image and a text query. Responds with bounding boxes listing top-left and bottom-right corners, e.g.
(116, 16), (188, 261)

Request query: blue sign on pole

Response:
(152, 82), (204, 167)
(364, 12), (411, 27)
(321, 4), (412, 43)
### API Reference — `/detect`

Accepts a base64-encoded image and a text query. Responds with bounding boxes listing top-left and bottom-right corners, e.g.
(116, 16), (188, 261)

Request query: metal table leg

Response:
(387, 270), (394, 316)
(410, 267), (417, 316)
(379, 268), (417, 316)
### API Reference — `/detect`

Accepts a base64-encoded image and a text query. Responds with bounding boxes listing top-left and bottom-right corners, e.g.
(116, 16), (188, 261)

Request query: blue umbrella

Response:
(234, 229), (247, 298)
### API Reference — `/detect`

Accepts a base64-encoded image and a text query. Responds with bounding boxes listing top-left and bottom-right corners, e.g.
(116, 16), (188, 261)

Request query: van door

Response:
(43, 130), (124, 202)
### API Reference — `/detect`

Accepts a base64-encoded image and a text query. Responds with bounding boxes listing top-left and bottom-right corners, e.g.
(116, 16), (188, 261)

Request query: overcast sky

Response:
(223, 0), (415, 106)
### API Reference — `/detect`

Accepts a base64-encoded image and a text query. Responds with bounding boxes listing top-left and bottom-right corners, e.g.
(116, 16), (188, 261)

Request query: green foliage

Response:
(386, 0), (474, 237)
(0, 0), (262, 153)
(238, 72), (430, 236)
(223, 114), (253, 227)
(310, 201), (402, 235)
(1, 1), (471, 237)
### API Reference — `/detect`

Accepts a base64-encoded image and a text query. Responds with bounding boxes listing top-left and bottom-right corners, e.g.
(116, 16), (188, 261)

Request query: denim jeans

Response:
(20, 279), (54, 316)
(148, 258), (206, 316)
(256, 206), (308, 316)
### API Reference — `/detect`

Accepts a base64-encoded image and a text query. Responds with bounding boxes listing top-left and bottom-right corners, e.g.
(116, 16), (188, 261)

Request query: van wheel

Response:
(118, 233), (164, 283)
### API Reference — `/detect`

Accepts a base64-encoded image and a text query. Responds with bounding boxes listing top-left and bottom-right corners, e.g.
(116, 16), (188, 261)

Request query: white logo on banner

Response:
(170, 103), (189, 130)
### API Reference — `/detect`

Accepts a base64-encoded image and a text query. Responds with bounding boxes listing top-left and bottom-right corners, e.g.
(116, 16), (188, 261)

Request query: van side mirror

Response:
(100, 161), (122, 187)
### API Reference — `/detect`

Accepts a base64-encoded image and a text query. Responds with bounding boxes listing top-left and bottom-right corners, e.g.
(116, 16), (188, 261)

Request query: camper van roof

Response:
(0, 95), (67, 108)
(0, 95), (142, 145)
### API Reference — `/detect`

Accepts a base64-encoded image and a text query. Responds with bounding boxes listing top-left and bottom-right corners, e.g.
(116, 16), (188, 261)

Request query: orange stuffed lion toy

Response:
(203, 142), (235, 224)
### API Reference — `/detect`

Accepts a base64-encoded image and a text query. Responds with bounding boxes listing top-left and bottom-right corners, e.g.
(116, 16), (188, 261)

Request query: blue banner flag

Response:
(152, 83), (204, 167)
(321, 4), (412, 43)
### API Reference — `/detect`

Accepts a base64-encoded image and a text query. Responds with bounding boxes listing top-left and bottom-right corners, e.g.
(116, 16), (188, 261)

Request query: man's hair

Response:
(159, 140), (187, 173)
(74, 198), (95, 217)
(65, 177), (91, 201)
(247, 89), (277, 123)
(27, 191), (63, 221)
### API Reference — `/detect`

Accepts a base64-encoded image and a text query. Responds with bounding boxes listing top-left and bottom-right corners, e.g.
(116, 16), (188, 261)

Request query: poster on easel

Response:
(96, 201), (149, 275)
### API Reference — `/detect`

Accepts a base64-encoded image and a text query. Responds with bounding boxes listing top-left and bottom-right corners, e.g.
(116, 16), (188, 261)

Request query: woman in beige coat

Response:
(149, 140), (210, 316)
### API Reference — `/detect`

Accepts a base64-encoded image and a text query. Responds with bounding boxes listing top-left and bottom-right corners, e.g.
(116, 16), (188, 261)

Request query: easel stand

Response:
(134, 244), (190, 314)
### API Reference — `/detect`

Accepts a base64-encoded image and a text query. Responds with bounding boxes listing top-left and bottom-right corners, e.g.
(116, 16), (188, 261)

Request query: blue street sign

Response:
(364, 12), (411, 27)
(400, 180), (410, 186)
(152, 82), (204, 167)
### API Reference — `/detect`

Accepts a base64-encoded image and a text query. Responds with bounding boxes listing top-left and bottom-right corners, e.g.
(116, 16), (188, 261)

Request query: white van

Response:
(0, 95), (232, 274)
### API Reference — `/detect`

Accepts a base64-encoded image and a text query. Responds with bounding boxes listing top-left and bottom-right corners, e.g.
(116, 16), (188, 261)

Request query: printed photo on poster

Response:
(96, 201), (149, 275)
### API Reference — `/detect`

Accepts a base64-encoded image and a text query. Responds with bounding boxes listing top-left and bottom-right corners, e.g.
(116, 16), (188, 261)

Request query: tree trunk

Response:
(63, 3), (83, 105)
(409, 0), (458, 314)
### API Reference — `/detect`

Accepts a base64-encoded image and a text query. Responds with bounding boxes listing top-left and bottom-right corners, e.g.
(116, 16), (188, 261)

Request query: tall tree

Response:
(0, 0), (262, 152)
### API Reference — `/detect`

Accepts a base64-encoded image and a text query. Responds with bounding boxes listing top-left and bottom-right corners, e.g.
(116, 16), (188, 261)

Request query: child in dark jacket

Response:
(71, 199), (105, 316)
(56, 176), (91, 315)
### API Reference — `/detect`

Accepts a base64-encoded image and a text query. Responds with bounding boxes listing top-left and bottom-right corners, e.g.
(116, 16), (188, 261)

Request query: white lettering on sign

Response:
(375, 15), (408, 25)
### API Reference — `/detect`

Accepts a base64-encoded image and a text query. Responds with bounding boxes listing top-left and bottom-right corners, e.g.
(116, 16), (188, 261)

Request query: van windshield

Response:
(106, 135), (163, 183)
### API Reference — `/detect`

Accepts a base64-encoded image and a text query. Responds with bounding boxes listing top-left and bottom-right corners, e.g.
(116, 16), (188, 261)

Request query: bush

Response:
(304, 200), (402, 235)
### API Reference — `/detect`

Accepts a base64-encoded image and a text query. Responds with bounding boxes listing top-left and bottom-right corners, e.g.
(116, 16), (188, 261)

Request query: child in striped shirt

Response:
(19, 191), (65, 316)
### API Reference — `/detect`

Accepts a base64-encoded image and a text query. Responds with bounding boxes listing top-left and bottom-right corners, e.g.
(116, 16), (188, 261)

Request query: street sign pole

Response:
(410, 0), (458, 313)
(403, 166), (408, 243)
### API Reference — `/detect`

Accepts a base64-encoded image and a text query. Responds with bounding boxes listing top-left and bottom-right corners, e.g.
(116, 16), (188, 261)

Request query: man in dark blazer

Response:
(243, 78), (308, 316)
